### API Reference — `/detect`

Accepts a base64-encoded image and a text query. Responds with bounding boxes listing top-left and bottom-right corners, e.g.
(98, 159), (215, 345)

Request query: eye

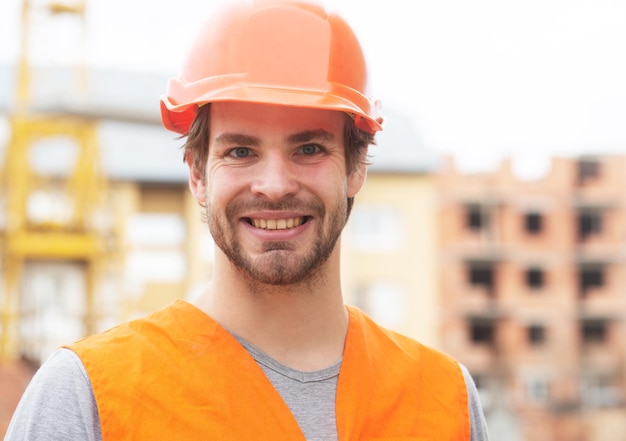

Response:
(228, 147), (252, 158)
(299, 144), (322, 155)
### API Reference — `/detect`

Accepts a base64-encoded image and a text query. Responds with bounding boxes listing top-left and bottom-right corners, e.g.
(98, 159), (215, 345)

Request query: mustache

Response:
(225, 196), (325, 218)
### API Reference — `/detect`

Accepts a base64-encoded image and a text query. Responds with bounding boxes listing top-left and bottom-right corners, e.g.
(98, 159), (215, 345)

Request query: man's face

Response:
(188, 102), (366, 286)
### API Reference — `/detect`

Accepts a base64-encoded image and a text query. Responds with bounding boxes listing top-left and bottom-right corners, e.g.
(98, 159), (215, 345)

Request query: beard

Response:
(207, 194), (348, 286)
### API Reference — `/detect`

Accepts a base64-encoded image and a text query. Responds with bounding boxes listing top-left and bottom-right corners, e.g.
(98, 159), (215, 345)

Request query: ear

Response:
(186, 154), (207, 203)
(347, 162), (367, 198)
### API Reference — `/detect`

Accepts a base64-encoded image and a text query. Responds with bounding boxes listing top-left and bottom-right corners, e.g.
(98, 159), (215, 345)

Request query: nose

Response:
(250, 153), (300, 200)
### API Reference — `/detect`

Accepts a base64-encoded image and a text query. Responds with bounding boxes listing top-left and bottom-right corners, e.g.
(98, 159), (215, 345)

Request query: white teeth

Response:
(252, 217), (303, 230)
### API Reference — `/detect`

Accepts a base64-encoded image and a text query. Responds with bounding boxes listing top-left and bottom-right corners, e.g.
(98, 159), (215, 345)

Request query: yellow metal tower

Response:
(0, 0), (110, 361)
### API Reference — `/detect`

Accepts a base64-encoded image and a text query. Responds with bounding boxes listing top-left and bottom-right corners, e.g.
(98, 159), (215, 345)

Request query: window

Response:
(577, 159), (600, 184)
(526, 268), (544, 289)
(469, 318), (495, 345)
(356, 282), (407, 330)
(467, 262), (495, 296)
(582, 374), (621, 407)
(579, 264), (605, 297)
(577, 209), (603, 240)
(126, 213), (186, 247)
(525, 212), (543, 234)
(528, 324), (546, 345)
(125, 213), (187, 283)
(21, 262), (87, 364)
(470, 266), (492, 286)
(351, 205), (402, 252)
(126, 250), (187, 283)
(526, 377), (550, 404)
(581, 319), (608, 344)
(466, 204), (487, 231)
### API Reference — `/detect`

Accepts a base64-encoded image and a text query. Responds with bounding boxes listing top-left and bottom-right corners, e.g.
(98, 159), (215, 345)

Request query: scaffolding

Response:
(0, 0), (110, 361)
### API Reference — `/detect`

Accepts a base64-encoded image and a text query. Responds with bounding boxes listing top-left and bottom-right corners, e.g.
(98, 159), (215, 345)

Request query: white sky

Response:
(1, 0), (626, 175)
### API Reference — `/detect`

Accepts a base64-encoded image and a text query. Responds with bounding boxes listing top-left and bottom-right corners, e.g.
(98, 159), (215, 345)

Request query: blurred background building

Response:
(439, 155), (626, 440)
(1, 1), (626, 440)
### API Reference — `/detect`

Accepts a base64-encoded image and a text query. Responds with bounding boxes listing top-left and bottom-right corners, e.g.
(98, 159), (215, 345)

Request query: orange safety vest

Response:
(69, 300), (470, 440)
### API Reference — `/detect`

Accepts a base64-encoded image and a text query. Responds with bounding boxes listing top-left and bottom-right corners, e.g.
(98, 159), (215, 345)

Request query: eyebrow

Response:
(214, 129), (335, 147)
(287, 129), (335, 144)
(214, 133), (261, 147)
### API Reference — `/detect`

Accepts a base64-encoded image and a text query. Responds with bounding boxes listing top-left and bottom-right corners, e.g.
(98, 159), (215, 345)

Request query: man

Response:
(6, 1), (489, 439)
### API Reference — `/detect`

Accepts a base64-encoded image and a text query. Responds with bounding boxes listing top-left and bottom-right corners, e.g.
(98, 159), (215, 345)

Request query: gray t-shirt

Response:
(6, 347), (489, 440)
(235, 335), (341, 441)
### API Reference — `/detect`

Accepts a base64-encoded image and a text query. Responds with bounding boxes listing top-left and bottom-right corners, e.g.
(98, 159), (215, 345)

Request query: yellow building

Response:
(342, 109), (440, 347)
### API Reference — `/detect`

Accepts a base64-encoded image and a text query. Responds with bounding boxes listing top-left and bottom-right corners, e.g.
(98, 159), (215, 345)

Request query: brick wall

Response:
(0, 360), (35, 438)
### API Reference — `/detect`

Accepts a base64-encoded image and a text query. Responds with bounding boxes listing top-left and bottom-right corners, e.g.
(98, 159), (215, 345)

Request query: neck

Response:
(192, 248), (349, 371)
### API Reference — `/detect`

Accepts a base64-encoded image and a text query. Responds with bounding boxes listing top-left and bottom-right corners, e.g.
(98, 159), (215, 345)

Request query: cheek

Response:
(205, 171), (241, 208)
(312, 164), (356, 202)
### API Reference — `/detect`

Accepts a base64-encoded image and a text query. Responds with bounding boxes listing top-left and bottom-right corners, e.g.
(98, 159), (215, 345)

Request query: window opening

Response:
(581, 319), (608, 344)
(577, 159), (600, 184)
(469, 318), (495, 345)
(528, 324), (546, 345)
(579, 265), (605, 297)
(577, 209), (602, 241)
(467, 262), (495, 296)
(526, 268), (544, 289)
(466, 204), (485, 231)
(525, 212), (543, 234)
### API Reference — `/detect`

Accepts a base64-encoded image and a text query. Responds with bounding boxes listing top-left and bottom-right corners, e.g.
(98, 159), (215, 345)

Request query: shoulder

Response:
(347, 306), (490, 439)
(343, 306), (479, 439)
(64, 300), (243, 405)
(459, 364), (491, 441)
(347, 305), (459, 369)
(66, 300), (226, 396)
(71, 300), (185, 348)
(4, 349), (101, 441)
(69, 300), (217, 359)
(346, 305), (468, 407)
(16, 348), (94, 404)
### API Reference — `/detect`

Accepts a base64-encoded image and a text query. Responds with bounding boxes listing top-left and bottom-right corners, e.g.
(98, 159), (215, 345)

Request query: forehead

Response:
(208, 102), (346, 138)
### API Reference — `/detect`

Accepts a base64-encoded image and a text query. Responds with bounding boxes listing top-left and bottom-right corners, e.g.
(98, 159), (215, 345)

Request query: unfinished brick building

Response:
(438, 155), (626, 441)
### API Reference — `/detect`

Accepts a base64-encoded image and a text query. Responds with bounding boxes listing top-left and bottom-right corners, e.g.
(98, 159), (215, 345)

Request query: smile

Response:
(250, 217), (306, 230)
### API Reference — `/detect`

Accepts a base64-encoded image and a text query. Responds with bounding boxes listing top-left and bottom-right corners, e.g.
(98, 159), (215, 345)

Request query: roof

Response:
(0, 64), (437, 183)
(369, 108), (440, 174)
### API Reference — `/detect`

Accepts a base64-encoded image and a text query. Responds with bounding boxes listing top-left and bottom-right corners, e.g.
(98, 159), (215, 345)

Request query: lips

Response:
(250, 217), (305, 230)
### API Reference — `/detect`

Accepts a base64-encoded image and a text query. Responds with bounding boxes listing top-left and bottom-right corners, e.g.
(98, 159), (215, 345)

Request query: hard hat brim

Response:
(160, 77), (383, 135)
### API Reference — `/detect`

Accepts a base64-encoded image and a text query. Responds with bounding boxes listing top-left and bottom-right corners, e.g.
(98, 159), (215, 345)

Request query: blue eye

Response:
(300, 144), (321, 155)
(229, 147), (251, 158)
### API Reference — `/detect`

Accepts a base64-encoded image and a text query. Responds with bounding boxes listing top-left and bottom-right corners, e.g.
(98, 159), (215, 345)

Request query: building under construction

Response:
(438, 155), (626, 441)
(0, 0), (203, 366)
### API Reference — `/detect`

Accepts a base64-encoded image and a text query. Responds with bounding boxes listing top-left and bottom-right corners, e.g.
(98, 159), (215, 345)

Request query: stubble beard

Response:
(207, 195), (347, 287)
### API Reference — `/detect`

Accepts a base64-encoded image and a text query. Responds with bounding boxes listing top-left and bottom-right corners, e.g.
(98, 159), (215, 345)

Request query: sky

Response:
(1, 0), (626, 177)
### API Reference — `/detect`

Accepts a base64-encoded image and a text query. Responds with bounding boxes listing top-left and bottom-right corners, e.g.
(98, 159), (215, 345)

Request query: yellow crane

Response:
(0, 0), (110, 361)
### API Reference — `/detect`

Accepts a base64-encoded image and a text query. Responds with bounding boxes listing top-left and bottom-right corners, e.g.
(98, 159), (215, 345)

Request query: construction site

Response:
(2, 1), (626, 440)
(0, 0), (441, 435)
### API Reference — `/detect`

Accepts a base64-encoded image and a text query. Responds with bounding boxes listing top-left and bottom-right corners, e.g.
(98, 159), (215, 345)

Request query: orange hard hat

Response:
(160, 0), (383, 135)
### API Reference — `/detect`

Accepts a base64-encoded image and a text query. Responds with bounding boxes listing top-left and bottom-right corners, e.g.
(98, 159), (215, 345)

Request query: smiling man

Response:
(6, 1), (489, 440)
(197, 103), (359, 288)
